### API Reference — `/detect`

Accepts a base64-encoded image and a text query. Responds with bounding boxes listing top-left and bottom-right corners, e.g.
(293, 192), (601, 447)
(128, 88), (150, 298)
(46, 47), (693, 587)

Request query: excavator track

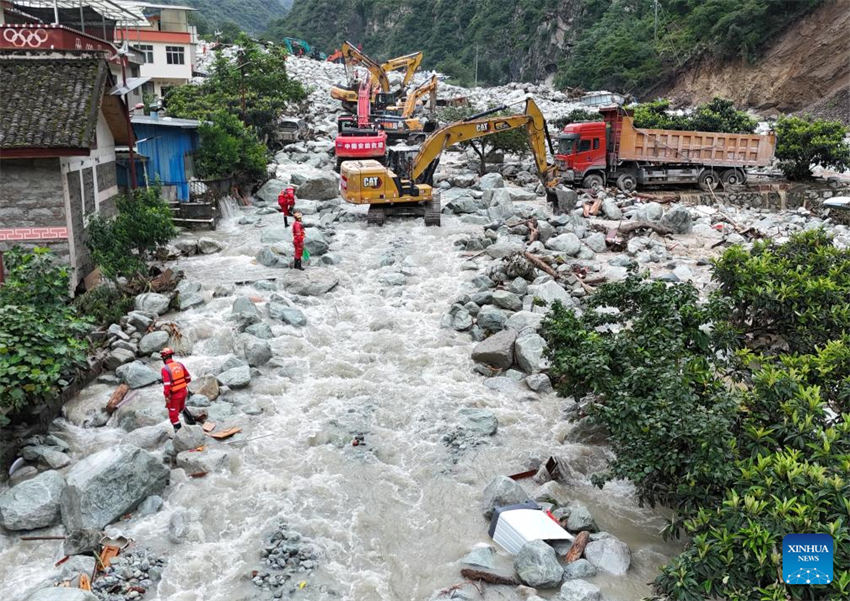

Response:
(367, 205), (386, 226)
(424, 192), (442, 227)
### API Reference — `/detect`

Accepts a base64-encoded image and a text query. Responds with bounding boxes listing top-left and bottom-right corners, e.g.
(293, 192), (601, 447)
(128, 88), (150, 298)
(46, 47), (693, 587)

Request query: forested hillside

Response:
(267, 0), (824, 95)
(155, 0), (291, 35)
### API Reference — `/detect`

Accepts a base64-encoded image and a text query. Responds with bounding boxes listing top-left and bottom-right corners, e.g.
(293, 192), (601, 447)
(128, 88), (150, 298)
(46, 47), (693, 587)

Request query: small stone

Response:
(558, 579), (602, 601)
(198, 237), (224, 254)
(459, 546), (496, 569)
(566, 502), (598, 533)
(525, 373), (552, 393)
(471, 329), (517, 369)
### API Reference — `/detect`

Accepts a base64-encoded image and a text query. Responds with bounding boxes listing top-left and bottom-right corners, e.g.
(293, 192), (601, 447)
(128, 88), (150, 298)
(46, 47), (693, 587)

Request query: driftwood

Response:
(459, 568), (519, 586)
(105, 383), (130, 414)
(564, 531), (590, 563)
(583, 197), (602, 217)
(526, 218), (539, 243)
(524, 252), (558, 279)
(150, 268), (178, 293)
(617, 220), (674, 236)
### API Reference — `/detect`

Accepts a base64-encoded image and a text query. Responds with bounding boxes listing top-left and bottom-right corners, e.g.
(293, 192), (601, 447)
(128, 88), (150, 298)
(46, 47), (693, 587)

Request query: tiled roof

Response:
(0, 58), (109, 150)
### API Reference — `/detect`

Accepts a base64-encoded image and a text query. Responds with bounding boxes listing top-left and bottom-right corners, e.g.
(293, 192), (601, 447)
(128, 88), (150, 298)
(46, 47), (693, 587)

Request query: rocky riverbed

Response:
(2, 54), (850, 601)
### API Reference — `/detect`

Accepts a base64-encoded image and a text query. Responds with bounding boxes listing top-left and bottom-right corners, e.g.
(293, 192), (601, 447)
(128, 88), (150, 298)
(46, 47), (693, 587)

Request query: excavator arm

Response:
(400, 74), (438, 118)
(410, 97), (558, 187)
(340, 41), (390, 92)
(380, 51), (423, 89)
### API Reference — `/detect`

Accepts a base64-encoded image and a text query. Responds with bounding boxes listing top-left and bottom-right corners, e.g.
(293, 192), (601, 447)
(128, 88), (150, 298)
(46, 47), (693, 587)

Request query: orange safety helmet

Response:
(160, 347), (174, 359)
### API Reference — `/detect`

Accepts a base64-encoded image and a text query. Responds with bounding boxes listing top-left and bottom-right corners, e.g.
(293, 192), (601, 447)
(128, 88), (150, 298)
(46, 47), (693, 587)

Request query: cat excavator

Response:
(339, 96), (560, 226)
(330, 42), (394, 112)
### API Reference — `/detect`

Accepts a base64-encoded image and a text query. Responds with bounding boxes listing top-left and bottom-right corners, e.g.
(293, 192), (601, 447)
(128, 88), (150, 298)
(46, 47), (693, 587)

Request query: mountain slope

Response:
(657, 0), (850, 118)
(156, 0), (291, 35)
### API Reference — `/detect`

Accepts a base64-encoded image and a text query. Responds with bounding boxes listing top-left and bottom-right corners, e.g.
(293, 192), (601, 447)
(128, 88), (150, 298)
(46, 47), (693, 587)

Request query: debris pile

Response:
(251, 522), (321, 597)
(90, 549), (166, 601)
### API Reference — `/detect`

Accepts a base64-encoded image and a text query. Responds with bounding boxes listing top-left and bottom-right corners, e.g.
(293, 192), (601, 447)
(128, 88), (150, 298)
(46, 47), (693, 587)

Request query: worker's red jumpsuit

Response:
(292, 219), (305, 261)
(162, 359), (191, 426)
(278, 189), (295, 226)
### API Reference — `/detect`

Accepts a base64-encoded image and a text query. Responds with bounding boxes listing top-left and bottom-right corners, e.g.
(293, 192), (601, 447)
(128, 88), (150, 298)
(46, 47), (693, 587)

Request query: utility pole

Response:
(654, 0), (658, 43)
(474, 45), (479, 87)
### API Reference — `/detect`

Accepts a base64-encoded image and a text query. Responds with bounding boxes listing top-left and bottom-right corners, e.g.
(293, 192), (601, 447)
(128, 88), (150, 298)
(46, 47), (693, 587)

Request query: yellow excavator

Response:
(387, 73), (438, 119)
(339, 97), (560, 226)
(380, 51), (423, 90)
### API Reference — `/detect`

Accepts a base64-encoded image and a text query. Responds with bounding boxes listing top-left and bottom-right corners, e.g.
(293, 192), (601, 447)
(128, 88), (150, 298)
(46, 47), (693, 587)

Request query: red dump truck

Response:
(556, 105), (776, 192)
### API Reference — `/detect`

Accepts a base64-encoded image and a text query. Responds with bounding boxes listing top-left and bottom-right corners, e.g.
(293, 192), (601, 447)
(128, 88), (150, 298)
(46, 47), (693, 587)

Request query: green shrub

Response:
(633, 97), (756, 133)
(774, 114), (850, 180)
(552, 109), (599, 129)
(0, 248), (90, 426)
(86, 186), (176, 280)
(438, 105), (532, 175)
(542, 275), (738, 516)
(712, 229), (850, 354)
(73, 284), (134, 328)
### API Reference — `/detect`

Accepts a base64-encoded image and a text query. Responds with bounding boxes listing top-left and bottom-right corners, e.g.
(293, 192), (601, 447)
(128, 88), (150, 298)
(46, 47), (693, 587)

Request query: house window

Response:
(166, 46), (185, 65)
(578, 139), (591, 152)
(137, 44), (154, 63)
(593, 138), (600, 150)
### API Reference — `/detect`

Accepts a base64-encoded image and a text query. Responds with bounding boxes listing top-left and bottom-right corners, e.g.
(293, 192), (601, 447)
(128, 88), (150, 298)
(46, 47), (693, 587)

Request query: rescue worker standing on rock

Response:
(278, 186), (296, 227)
(292, 211), (305, 270)
(161, 348), (195, 431)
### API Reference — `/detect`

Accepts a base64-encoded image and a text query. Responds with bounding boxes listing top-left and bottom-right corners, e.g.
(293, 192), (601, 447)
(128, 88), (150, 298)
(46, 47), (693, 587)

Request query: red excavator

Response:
(333, 79), (387, 171)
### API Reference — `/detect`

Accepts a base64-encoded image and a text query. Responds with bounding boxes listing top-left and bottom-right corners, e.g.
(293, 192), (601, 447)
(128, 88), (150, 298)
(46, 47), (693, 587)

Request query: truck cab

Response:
(556, 121), (608, 188)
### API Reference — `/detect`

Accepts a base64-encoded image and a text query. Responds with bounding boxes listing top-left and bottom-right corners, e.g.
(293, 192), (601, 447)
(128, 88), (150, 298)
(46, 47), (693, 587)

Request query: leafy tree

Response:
(543, 230), (850, 599)
(86, 186), (176, 280)
(438, 105), (532, 175)
(633, 97), (756, 133)
(216, 21), (243, 44)
(0, 248), (90, 426)
(774, 114), (850, 180)
(196, 111), (267, 180)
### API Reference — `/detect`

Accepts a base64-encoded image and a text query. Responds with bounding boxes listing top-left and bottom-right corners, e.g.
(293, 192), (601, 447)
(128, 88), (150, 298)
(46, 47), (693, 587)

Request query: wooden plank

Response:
(106, 383), (130, 414)
(564, 531), (590, 563)
(208, 427), (242, 440)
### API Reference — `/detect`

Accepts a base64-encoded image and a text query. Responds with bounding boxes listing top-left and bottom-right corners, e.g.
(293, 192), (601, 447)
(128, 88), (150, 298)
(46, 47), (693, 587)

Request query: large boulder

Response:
(471, 329), (517, 369)
(230, 296), (262, 327)
(566, 502), (598, 533)
(481, 475), (530, 519)
(661, 205), (693, 234)
(514, 540), (564, 588)
(0, 470), (65, 531)
(305, 228), (330, 256)
(281, 271), (339, 296)
(515, 331), (547, 373)
(296, 172), (338, 200)
(584, 537), (631, 575)
(505, 311), (543, 333)
(256, 178), (287, 204)
(558, 580), (603, 601)
(477, 306), (507, 332)
(138, 331), (170, 356)
(241, 336), (272, 366)
(176, 448), (232, 473)
(492, 290), (522, 312)
(562, 558), (597, 580)
(528, 280), (574, 308)
(554, 186), (578, 213)
(173, 424), (206, 453)
(26, 589), (98, 601)
(134, 293), (170, 316)
(115, 361), (160, 389)
(546, 233), (581, 256)
(487, 189), (515, 222)
(217, 365), (251, 388)
(198, 237), (224, 254)
(457, 408), (498, 436)
(104, 348), (135, 371)
(60, 445), (169, 530)
(479, 172), (505, 190)
(189, 374), (219, 400)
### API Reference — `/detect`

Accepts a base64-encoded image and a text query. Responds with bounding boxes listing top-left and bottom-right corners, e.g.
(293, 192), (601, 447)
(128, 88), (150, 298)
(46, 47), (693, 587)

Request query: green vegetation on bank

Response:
(542, 229), (850, 599)
(268, 0), (822, 91)
(165, 35), (305, 181)
(0, 248), (90, 427)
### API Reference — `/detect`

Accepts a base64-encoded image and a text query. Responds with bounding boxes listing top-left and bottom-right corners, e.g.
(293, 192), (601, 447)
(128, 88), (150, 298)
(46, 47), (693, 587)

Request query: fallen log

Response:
(617, 220), (674, 237)
(105, 383), (130, 414)
(526, 218), (539, 243)
(564, 531), (590, 563)
(460, 568), (519, 586)
(20, 536), (66, 541)
(524, 252), (559, 280)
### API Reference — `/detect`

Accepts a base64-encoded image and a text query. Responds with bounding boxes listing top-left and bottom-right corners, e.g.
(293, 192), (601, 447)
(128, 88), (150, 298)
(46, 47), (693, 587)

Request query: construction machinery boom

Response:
(339, 97), (559, 227)
(398, 73), (437, 118)
(340, 41), (390, 92)
(380, 51), (423, 89)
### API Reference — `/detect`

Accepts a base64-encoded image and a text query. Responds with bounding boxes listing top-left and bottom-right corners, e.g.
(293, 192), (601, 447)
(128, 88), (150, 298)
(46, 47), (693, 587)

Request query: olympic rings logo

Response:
(2, 28), (49, 48)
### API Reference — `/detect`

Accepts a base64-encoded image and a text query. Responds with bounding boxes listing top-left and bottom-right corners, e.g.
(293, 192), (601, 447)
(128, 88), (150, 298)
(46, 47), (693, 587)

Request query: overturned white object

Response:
(490, 507), (574, 555)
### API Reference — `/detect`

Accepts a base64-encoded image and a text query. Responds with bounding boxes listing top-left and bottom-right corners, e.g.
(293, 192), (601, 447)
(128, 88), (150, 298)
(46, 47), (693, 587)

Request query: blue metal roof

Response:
(131, 118), (200, 200)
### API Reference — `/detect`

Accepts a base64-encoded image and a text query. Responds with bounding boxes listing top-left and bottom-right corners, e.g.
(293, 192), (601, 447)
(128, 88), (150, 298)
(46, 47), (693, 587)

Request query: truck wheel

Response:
(582, 174), (604, 190)
(721, 169), (746, 186)
(698, 170), (720, 192)
(616, 173), (637, 193)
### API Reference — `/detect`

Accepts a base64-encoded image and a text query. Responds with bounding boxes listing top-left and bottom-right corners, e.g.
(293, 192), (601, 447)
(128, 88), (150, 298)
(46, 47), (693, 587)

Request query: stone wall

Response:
(0, 158), (71, 266)
(677, 182), (850, 223)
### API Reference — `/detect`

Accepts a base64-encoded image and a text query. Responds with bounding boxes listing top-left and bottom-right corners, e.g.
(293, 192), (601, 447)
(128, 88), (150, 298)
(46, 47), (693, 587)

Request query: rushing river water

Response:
(0, 201), (681, 601)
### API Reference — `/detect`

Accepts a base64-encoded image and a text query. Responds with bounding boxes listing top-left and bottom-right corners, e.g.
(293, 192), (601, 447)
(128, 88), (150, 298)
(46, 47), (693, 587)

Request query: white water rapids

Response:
(0, 203), (681, 600)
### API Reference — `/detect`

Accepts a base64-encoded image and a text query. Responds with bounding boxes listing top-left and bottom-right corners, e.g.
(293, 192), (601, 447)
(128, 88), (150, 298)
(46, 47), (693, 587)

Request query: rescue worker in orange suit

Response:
(277, 186), (296, 226)
(161, 347), (195, 431)
(292, 211), (305, 270)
